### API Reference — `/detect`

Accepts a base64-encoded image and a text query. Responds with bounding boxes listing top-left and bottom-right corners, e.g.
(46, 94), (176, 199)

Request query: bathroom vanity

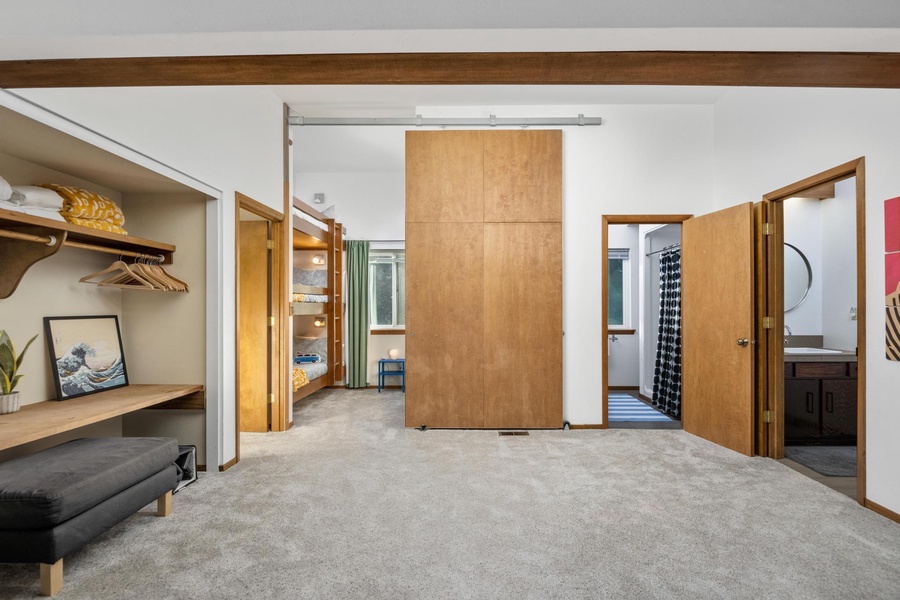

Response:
(784, 350), (857, 444)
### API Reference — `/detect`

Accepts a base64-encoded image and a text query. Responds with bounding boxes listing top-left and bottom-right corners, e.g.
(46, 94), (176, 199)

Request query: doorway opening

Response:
(602, 215), (692, 429)
(761, 159), (866, 504)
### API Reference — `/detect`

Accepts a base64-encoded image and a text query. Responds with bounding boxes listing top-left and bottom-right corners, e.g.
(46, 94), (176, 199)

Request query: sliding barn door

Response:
(682, 203), (755, 455)
(406, 129), (562, 429)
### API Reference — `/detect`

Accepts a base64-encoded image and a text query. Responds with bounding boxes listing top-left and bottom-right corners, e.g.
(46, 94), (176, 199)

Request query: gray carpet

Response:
(784, 445), (857, 477)
(2, 388), (899, 599)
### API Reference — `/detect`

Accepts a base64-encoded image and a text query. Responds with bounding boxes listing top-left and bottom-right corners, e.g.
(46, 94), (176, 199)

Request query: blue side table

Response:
(377, 358), (405, 393)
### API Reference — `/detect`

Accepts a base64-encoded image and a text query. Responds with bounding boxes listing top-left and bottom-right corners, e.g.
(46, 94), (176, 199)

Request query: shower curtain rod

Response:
(645, 243), (681, 257)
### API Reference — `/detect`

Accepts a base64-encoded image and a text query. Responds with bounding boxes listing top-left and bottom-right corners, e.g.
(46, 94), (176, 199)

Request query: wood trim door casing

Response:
(761, 157), (866, 505)
(601, 214), (692, 427)
(4, 52), (900, 89)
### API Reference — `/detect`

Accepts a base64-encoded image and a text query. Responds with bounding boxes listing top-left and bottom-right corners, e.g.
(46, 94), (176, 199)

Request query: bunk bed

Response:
(291, 197), (344, 403)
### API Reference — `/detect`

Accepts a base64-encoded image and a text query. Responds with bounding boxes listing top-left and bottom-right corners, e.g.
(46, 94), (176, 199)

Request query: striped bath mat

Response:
(608, 393), (674, 422)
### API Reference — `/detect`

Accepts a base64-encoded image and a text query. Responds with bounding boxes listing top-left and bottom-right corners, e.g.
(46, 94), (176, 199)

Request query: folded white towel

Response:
(10, 185), (64, 209)
(0, 200), (66, 222)
(0, 175), (11, 202)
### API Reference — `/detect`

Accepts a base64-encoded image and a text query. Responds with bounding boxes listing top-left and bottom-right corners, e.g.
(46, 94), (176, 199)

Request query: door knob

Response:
(736, 338), (749, 347)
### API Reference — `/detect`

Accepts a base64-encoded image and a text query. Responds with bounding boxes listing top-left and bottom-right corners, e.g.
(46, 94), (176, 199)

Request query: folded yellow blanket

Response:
(63, 216), (128, 235)
(41, 184), (126, 226)
(292, 367), (309, 392)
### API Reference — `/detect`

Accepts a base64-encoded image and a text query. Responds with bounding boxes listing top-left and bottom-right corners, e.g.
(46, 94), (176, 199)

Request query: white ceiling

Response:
(3, 0), (900, 36)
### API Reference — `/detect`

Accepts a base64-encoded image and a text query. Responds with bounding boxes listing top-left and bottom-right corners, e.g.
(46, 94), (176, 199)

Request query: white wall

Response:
(713, 86), (900, 514)
(607, 224), (640, 387)
(14, 87), (285, 469)
(783, 197), (824, 335)
(420, 105), (716, 425)
(295, 172), (405, 241)
(821, 178), (859, 350)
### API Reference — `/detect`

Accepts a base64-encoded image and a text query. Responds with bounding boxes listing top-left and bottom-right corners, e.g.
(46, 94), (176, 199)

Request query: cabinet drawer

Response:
(849, 362), (858, 378)
(794, 362), (847, 378)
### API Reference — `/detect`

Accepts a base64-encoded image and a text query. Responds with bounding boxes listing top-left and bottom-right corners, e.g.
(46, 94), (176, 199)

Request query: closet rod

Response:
(645, 243), (681, 257)
(0, 228), (165, 262)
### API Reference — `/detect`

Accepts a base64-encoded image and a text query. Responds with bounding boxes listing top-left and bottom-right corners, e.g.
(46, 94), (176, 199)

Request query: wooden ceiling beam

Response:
(2, 51), (900, 89)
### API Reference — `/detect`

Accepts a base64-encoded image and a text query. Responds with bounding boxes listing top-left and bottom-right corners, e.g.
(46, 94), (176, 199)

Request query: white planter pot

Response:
(0, 392), (20, 415)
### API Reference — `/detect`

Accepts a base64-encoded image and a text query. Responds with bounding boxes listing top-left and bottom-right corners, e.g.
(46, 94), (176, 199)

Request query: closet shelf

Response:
(0, 210), (177, 299)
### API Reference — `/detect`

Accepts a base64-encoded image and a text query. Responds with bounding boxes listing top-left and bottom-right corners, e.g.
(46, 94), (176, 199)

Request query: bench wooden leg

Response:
(157, 490), (173, 517)
(40, 559), (63, 596)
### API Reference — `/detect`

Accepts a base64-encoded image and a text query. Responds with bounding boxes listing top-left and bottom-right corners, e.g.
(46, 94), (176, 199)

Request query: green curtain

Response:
(346, 240), (370, 388)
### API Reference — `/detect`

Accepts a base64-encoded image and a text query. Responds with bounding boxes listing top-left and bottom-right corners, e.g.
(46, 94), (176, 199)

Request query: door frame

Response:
(234, 192), (289, 460)
(761, 158), (866, 504)
(601, 214), (693, 426)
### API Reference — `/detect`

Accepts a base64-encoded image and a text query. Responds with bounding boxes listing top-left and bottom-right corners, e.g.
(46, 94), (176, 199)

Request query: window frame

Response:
(608, 248), (631, 328)
(368, 250), (406, 331)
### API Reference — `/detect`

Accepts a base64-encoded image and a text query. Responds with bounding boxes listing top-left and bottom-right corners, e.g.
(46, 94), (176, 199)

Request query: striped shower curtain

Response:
(652, 248), (682, 418)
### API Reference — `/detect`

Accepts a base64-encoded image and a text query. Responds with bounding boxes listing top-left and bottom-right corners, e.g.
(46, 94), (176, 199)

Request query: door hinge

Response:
(762, 223), (775, 235)
(266, 240), (274, 250)
(762, 316), (774, 329)
(267, 316), (275, 327)
(763, 410), (774, 424)
(267, 393), (275, 405)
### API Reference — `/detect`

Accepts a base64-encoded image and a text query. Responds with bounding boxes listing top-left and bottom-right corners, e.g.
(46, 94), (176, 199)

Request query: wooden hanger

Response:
(80, 259), (156, 290)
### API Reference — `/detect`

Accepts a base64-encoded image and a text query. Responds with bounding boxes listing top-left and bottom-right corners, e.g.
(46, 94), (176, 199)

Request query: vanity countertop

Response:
(783, 349), (857, 362)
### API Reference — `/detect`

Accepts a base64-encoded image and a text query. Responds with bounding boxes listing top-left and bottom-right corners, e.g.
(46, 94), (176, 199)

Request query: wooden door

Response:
(406, 130), (484, 223)
(483, 130), (562, 223)
(405, 222), (485, 428)
(483, 223), (562, 428)
(682, 203), (755, 455)
(239, 221), (270, 433)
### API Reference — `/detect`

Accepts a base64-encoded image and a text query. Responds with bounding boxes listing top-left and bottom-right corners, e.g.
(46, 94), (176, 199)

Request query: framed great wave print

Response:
(44, 315), (129, 400)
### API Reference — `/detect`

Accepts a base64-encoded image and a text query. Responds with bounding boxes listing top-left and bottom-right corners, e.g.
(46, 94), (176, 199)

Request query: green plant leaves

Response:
(0, 330), (38, 394)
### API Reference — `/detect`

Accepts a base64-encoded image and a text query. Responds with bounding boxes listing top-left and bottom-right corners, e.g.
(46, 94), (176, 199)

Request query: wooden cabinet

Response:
(405, 130), (562, 429)
(784, 361), (857, 444)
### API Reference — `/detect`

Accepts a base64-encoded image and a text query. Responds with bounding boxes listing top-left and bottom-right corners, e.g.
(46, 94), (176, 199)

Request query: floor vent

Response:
(499, 431), (529, 436)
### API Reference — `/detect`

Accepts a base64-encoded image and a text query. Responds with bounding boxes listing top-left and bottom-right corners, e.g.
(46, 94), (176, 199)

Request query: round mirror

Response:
(784, 243), (812, 312)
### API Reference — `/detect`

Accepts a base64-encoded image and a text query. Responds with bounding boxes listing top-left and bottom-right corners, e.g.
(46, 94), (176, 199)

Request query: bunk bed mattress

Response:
(292, 363), (328, 391)
(292, 293), (328, 303)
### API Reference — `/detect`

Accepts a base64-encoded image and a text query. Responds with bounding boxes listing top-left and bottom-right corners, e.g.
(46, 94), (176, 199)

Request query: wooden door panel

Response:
(682, 203), (755, 455)
(406, 222), (485, 428)
(406, 131), (484, 223)
(483, 223), (562, 428)
(483, 130), (562, 223)
(239, 221), (269, 433)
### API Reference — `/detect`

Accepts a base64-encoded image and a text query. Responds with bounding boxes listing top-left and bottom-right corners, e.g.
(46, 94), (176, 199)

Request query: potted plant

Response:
(0, 330), (37, 414)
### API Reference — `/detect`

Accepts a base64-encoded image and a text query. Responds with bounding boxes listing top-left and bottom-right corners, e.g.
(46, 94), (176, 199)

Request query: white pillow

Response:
(0, 175), (11, 202)
(10, 185), (64, 209)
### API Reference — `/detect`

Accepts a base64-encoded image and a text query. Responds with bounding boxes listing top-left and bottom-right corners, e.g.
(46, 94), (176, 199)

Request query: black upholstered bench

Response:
(0, 437), (179, 596)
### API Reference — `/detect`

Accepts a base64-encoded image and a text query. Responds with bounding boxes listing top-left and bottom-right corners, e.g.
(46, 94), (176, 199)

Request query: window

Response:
(608, 249), (630, 326)
(369, 251), (405, 329)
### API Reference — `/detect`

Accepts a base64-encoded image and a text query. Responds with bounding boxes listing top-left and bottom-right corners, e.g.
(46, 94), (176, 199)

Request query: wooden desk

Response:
(0, 384), (203, 452)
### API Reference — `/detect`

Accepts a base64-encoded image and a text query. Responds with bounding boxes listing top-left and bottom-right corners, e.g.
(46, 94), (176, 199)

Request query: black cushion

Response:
(0, 437), (178, 530)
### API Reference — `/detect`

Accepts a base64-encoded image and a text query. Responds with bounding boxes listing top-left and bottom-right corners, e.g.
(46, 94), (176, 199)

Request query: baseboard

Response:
(638, 393), (653, 403)
(365, 385), (403, 390)
(569, 424), (608, 430)
(609, 386), (639, 390)
(218, 456), (238, 472)
(197, 464), (206, 472)
(865, 499), (900, 524)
